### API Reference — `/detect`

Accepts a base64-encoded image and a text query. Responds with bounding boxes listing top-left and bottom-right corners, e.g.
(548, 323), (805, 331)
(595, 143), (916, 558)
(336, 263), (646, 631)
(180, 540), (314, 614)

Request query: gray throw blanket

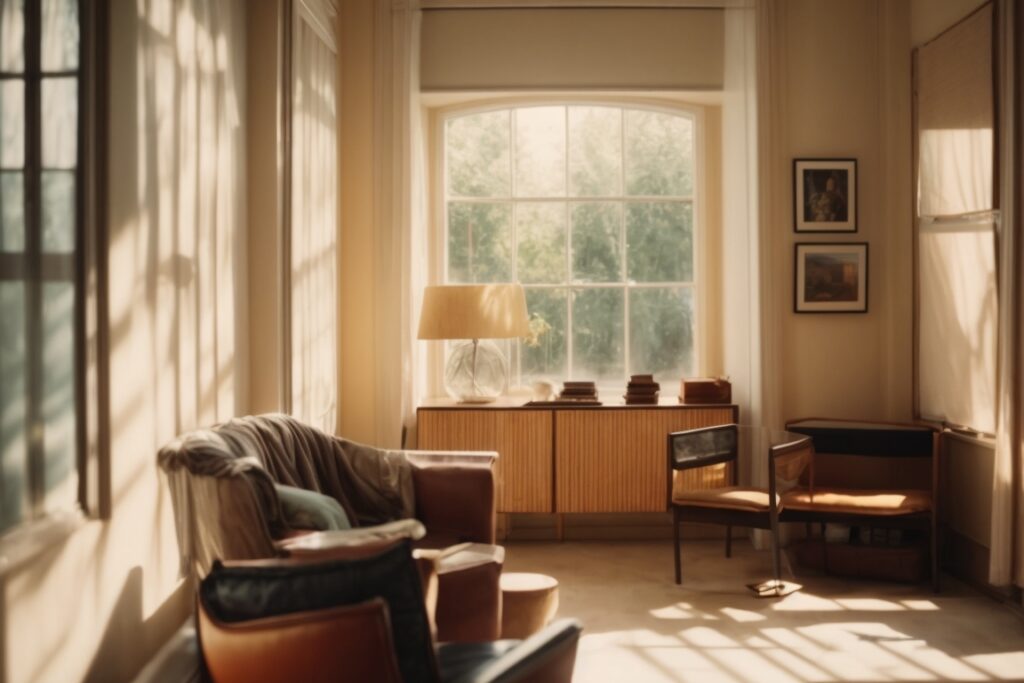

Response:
(157, 413), (415, 578)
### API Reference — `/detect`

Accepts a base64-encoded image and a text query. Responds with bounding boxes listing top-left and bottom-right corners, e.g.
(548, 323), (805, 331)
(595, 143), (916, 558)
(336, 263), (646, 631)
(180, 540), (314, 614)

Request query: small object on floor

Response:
(500, 572), (560, 638)
(746, 579), (802, 598)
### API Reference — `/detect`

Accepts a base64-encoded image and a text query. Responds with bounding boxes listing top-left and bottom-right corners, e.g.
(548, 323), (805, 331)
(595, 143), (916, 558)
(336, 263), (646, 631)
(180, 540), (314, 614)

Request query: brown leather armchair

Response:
(158, 415), (504, 642)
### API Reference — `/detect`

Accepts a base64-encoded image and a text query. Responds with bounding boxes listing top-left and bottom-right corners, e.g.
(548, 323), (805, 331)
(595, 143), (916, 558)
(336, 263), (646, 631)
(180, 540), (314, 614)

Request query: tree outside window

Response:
(443, 104), (697, 389)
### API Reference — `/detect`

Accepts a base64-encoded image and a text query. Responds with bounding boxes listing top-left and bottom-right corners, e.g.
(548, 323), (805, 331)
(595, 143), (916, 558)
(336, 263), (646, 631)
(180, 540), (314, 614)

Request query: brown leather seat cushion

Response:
(781, 488), (932, 515)
(672, 487), (770, 512)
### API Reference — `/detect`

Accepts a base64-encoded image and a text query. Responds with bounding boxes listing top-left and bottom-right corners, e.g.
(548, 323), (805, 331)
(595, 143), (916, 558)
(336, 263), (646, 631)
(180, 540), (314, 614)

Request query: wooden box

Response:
(680, 378), (732, 404)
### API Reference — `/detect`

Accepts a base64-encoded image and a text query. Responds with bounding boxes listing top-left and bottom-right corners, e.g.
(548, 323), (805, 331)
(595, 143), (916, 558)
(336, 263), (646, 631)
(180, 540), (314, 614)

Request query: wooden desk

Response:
(417, 398), (738, 519)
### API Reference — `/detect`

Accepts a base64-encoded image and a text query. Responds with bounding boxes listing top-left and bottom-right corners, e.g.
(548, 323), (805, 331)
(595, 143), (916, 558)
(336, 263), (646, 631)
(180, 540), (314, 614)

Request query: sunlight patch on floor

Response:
(503, 540), (1024, 682)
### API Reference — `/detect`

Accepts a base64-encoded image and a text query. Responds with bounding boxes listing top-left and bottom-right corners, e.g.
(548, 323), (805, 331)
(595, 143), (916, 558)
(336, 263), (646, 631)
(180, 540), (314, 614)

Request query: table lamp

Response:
(417, 284), (530, 403)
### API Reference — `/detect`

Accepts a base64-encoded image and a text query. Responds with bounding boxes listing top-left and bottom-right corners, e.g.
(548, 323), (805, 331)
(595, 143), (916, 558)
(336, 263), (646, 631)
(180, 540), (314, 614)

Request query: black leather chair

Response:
(196, 538), (582, 683)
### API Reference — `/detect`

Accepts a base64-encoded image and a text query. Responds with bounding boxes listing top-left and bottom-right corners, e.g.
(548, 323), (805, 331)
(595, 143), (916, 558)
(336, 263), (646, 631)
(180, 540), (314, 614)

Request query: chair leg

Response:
(770, 523), (782, 585)
(931, 515), (940, 593)
(724, 525), (732, 558)
(673, 509), (682, 585)
(820, 522), (828, 575)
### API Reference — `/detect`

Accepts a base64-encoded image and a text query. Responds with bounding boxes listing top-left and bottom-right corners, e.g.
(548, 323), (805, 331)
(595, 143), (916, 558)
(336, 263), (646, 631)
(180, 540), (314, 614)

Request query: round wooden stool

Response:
(500, 572), (559, 639)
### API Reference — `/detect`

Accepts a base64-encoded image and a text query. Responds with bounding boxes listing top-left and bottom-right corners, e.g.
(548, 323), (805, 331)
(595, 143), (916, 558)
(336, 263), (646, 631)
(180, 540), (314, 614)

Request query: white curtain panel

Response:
(372, 0), (427, 449)
(290, 1), (338, 434)
(917, 219), (998, 434)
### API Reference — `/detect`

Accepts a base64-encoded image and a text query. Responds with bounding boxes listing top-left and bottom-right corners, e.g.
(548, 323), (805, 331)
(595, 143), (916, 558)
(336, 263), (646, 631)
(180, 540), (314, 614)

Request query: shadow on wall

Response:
(82, 567), (192, 683)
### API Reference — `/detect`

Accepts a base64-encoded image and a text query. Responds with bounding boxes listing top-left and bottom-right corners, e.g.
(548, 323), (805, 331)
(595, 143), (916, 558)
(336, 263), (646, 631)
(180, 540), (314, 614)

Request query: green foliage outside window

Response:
(444, 105), (697, 387)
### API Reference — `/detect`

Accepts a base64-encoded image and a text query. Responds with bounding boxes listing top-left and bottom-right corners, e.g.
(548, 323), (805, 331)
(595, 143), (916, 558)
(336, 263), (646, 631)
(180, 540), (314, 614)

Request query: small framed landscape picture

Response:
(794, 158), (857, 232)
(794, 242), (868, 313)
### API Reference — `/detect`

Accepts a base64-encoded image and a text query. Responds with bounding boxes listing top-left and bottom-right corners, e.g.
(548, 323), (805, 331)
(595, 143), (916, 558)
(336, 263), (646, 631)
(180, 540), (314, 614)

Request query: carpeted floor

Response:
(503, 540), (1024, 683)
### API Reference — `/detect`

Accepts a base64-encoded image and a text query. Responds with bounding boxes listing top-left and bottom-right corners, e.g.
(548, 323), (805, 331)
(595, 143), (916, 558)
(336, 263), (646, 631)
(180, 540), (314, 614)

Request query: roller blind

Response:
(915, 3), (997, 434)
(420, 8), (724, 91)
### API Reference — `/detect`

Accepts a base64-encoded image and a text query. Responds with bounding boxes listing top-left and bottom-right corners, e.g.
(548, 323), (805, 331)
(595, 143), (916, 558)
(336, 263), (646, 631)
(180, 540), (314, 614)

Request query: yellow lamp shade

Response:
(417, 284), (530, 341)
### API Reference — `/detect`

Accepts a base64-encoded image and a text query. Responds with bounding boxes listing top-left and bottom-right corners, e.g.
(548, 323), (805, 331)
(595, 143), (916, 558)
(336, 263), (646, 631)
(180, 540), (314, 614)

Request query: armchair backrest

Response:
(198, 597), (405, 683)
(158, 414), (418, 578)
(199, 538), (439, 683)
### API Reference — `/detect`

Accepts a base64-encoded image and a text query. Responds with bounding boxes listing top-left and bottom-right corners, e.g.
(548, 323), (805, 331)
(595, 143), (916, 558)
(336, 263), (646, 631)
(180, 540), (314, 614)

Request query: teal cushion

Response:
(273, 484), (351, 531)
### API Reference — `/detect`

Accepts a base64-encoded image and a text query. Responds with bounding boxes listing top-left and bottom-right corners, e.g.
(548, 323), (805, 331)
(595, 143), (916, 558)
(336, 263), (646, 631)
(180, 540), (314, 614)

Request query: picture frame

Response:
(794, 242), (869, 313)
(793, 158), (857, 232)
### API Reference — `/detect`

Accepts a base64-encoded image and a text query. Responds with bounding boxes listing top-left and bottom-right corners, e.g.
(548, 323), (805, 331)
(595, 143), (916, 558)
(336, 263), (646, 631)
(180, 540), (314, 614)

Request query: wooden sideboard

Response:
(416, 398), (737, 516)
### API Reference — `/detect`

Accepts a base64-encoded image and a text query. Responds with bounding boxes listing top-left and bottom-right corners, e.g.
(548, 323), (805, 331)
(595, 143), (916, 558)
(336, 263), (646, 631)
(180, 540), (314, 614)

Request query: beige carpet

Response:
(503, 540), (1024, 683)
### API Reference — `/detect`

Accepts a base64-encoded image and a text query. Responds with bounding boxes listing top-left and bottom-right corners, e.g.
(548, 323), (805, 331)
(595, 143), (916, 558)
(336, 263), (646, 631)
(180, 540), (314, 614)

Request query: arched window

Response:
(440, 103), (699, 387)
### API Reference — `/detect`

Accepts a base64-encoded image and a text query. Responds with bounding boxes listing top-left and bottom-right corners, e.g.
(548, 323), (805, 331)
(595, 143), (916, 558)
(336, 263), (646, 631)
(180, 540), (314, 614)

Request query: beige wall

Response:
(2, 2), (250, 681)
(910, 0), (988, 46)
(338, 0), (379, 444)
(772, 0), (914, 423)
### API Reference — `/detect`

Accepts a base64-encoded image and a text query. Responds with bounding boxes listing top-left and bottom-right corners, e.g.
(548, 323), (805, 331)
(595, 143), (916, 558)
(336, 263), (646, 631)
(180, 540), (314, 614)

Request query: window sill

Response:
(0, 508), (88, 577)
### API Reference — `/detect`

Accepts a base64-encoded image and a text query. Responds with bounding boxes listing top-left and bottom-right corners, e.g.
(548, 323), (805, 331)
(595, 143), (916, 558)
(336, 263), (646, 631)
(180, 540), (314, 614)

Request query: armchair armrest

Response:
(404, 449), (498, 468)
(411, 459), (496, 544)
(274, 519), (426, 556)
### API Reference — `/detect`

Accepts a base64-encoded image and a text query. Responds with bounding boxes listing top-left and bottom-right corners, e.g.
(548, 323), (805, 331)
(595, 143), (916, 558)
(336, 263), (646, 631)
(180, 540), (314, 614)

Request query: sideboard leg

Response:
(555, 513), (565, 542)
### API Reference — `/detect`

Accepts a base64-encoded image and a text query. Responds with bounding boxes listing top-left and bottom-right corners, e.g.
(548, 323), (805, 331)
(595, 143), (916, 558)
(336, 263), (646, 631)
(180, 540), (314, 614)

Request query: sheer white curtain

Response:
(290, 1), (338, 434)
(372, 0), (427, 448)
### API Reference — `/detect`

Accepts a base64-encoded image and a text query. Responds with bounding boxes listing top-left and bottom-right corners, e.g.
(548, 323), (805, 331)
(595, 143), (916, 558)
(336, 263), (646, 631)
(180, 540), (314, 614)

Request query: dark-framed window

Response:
(1, 0), (88, 534)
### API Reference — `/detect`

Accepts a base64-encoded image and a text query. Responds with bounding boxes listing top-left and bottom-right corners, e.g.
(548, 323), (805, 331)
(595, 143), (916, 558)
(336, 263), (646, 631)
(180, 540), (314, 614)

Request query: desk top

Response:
(785, 418), (937, 457)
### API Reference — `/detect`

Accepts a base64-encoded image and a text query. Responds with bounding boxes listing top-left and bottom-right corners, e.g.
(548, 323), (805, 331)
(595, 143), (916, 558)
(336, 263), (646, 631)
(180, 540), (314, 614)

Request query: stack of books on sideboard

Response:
(624, 375), (660, 405)
(558, 381), (599, 403)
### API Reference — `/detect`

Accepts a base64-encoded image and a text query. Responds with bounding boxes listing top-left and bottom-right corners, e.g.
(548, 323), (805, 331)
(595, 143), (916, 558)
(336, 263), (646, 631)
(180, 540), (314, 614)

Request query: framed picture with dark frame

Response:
(794, 158), (857, 232)
(794, 242), (868, 313)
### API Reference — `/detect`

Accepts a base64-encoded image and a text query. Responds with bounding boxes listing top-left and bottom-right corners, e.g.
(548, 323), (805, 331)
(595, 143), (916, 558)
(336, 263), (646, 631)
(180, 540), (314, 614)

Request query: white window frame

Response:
(428, 96), (708, 395)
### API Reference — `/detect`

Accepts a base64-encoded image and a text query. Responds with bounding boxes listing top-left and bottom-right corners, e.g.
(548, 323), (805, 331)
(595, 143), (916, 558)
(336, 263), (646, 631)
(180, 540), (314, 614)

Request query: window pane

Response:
(42, 77), (78, 168)
(1, 0), (24, 72)
(625, 110), (693, 197)
(42, 282), (77, 513)
(41, 0), (79, 71)
(521, 288), (567, 382)
(514, 106), (565, 198)
(571, 287), (624, 382)
(517, 202), (565, 284)
(1, 171), (24, 251)
(42, 171), (75, 252)
(1, 79), (24, 167)
(626, 202), (693, 282)
(629, 287), (694, 383)
(447, 202), (512, 283)
(447, 111), (510, 198)
(571, 202), (620, 283)
(0, 281), (27, 533)
(568, 106), (621, 197)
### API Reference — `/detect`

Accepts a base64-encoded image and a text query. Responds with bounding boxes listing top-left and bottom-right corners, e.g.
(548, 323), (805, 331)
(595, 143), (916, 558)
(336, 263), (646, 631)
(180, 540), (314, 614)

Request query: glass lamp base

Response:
(444, 339), (508, 403)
